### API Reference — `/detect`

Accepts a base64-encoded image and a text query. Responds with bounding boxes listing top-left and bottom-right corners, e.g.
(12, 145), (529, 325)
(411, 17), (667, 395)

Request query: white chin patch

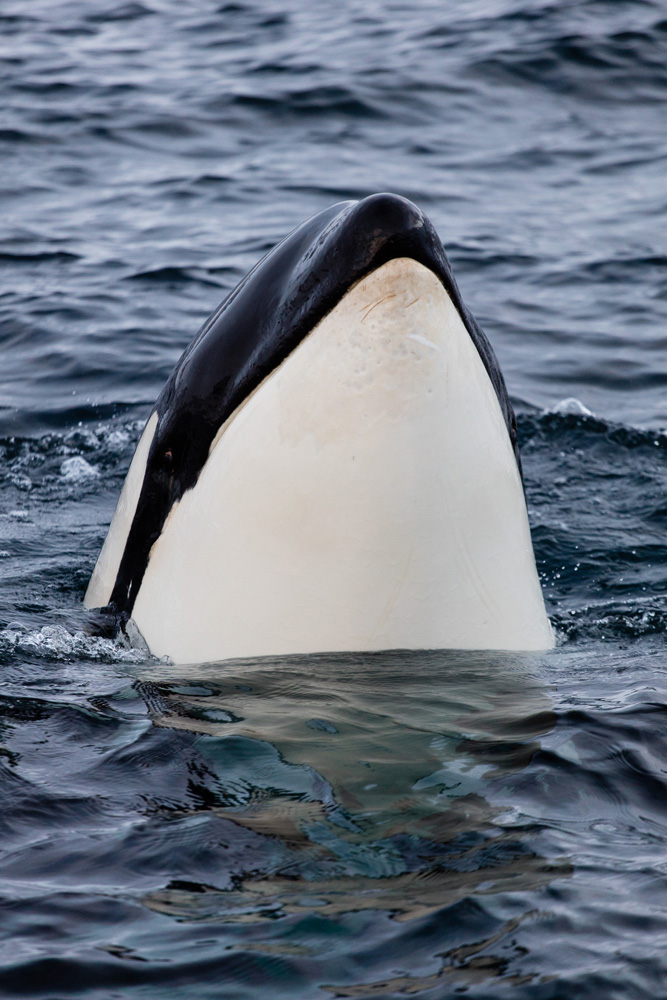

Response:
(129, 258), (553, 662)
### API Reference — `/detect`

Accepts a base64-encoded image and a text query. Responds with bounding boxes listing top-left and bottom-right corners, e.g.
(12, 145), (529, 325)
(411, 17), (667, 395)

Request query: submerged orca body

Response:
(85, 194), (553, 662)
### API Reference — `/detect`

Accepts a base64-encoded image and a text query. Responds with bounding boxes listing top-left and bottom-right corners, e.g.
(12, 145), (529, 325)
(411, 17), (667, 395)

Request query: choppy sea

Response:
(2, 1), (667, 996)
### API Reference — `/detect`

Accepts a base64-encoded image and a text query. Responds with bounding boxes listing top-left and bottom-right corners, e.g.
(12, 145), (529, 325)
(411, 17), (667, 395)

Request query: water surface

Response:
(2, 0), (667, 995)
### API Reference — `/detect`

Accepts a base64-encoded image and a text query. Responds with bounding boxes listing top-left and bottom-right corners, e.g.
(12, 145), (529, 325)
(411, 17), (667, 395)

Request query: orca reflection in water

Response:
(137, 649), (566, 929)
(85, 194), (553, 662)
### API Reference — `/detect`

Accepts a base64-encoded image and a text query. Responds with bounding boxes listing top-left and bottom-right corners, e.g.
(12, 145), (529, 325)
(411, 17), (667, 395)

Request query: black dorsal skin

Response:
(109, 193), (520, 615)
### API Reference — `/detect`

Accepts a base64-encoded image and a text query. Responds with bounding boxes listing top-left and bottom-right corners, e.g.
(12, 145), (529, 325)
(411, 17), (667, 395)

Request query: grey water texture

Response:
(2, 0), (667, 996)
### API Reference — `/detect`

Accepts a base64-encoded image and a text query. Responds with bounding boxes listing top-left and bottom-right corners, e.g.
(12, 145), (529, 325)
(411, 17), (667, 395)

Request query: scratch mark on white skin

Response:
(360, 293), (396, 322)
(409, 333), (441, 353)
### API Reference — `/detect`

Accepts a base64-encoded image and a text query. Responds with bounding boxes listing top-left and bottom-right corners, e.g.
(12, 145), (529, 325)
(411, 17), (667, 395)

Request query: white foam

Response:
(105, 429), (131, 451)
(60, 456), (100, 481)
(550, 398), (594, 417)
(0, 623), (148, 663)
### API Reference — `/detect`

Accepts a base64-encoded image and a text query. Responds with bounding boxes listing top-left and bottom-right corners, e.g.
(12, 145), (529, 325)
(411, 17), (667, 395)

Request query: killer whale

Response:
(85, 193), (553, 661)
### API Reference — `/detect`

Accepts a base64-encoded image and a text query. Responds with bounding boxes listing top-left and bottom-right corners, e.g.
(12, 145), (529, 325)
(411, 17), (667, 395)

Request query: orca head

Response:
(85, 194), (552, 662)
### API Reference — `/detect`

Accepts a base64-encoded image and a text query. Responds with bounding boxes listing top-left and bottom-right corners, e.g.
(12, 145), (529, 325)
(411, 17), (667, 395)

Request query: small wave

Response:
(552, 601), (667, 643)
(0, 420), (145, 497)
(216, 87), (387, 121)
(542, 253), (667, 283)
(0, 624), (148, 663)
(125, 266), (222, 287)
(86, 2), (155, 23)
(1, 419), (144, 463)
(0, 250), (80, 264)
(547, 397), (595, 418)
(449, 245), (540, 274)
(517, 404), (667, 452)
(0, 129), (42, 144)
(467, 19), (667, 103)
(519, 404), (667, 644)
(60, 456), (99, 481)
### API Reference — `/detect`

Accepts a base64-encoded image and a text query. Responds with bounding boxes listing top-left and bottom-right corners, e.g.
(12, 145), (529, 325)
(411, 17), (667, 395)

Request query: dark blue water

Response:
(2, 0), (667, 995)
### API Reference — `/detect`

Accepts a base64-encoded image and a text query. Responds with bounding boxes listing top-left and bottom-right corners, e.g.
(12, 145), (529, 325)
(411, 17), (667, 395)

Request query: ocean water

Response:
(1, 0), (667, 996)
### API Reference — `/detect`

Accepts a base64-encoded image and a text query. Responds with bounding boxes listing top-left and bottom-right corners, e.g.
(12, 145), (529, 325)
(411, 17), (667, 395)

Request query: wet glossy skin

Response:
(106, 193), (518, 617)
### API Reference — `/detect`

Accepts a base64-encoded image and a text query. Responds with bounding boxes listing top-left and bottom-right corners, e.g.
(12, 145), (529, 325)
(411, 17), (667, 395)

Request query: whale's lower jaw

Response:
(118, 258), (553, 664)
